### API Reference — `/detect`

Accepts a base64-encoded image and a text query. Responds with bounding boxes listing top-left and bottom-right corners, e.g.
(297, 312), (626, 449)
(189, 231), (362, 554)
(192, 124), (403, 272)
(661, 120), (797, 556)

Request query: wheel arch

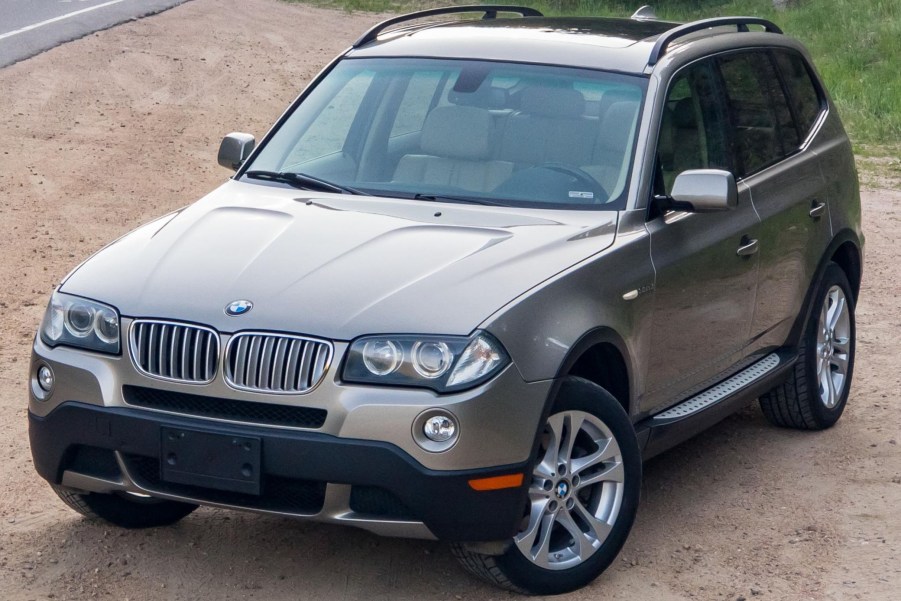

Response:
(829, 237), (862, 301)
(553, 327), (634, 417)
(787, 229), (863, 346)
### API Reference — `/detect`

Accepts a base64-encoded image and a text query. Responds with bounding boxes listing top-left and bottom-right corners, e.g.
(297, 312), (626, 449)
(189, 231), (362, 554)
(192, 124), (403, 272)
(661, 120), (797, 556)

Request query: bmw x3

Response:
(29, 6), (863, 594)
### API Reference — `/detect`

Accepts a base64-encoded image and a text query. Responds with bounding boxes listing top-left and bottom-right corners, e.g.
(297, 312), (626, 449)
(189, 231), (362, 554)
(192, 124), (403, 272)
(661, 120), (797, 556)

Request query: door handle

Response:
(809, 200), (827, 219)
(736, 236), (759, 257)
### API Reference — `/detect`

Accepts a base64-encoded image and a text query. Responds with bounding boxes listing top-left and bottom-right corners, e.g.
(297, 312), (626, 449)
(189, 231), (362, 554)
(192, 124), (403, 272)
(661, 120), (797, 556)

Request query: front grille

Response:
(123, 454), (326, 514)
(123, 385), (327, 428)
(225, 332), (332, 394)
(130, 320), (219, 384)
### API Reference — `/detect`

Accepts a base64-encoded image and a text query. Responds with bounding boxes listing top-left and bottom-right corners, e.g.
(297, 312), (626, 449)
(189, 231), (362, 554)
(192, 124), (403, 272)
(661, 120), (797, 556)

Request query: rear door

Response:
(716, 50), (832, 353)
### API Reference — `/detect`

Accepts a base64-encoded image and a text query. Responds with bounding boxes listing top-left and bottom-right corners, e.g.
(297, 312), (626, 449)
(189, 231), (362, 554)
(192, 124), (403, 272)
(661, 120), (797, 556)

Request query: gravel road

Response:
(0, 1), (898, 599)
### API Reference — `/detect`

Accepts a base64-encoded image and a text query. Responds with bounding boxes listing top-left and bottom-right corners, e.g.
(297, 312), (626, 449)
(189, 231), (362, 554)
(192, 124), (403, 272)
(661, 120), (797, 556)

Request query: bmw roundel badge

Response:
(225, 300), (253, 316)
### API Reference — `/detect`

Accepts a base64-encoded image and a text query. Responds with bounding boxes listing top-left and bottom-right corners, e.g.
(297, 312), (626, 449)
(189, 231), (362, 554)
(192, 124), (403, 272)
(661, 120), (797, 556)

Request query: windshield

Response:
(244, 57), (646, 210)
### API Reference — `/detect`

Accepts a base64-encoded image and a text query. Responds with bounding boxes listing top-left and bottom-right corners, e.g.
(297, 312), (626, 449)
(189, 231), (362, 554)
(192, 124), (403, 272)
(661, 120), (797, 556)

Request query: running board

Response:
(637, 351), (796, 460)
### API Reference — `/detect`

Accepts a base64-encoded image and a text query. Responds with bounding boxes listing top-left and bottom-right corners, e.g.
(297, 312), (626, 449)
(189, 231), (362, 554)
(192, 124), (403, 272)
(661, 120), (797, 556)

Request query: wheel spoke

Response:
(535, 415), (565, 479)
(576, 460), (624, 489)
(571, 437), (618, 475)
(555, 510), (587, 560)
(827, 294), (846, 332)
(833, 336), (850, 354)
(559, 413), (583, 472)
(816, 351), (826, 379)
(514, 498), (552, 563)
(819, 300), (829, 338)
(571, 498), (612, 544)
(822, 363), (837, 408)
(831, 351), (849, 377)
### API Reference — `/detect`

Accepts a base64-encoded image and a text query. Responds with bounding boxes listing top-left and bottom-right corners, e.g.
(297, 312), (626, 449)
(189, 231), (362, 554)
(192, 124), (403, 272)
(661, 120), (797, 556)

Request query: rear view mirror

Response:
(218, 132), (255, 171)
(670, 169), (737, 212)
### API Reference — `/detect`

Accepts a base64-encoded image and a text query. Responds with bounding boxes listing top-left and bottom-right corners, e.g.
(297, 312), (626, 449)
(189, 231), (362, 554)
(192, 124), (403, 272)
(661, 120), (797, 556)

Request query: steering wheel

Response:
(539, 163), (609, 204)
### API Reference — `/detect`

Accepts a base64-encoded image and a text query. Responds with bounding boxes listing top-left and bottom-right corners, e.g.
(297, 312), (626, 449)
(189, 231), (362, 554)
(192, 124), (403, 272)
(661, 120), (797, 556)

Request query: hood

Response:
(61, 180), (617, 340)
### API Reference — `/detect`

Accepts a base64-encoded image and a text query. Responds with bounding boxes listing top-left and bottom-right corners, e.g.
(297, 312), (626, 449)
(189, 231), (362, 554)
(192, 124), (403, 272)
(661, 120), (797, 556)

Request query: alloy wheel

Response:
(816, 285), (851, 409)
(514, 410), (625, 570)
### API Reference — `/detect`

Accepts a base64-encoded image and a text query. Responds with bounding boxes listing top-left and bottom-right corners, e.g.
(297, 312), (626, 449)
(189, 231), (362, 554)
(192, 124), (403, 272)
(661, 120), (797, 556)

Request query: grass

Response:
(289, 0), (901, 151)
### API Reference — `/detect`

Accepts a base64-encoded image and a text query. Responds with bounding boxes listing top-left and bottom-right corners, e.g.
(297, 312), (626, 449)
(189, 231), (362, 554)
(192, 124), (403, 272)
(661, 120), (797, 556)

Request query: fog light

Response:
(37, 365), (54, 392)
(424, 414), (456, 442)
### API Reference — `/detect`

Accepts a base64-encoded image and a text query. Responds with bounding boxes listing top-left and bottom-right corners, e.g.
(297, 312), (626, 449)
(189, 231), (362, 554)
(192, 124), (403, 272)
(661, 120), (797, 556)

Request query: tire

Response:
(51, 484), (198, 529)
(760, 262), (856, 429)
(452, 376), (642, 595)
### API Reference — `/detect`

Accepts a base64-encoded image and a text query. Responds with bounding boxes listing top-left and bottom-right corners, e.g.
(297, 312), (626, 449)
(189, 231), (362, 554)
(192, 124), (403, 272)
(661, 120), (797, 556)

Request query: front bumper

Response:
(28, 334), (552, 541)
(30, 402), (531, 541)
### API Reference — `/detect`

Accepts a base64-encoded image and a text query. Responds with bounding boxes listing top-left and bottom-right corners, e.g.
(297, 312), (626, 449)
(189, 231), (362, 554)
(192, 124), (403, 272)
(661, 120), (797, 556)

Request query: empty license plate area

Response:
(160, 427), (261, 495)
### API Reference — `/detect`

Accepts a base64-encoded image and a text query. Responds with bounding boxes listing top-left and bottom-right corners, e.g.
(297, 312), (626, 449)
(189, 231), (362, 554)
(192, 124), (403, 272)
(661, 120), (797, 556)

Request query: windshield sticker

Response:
(568, 191), (594, 199)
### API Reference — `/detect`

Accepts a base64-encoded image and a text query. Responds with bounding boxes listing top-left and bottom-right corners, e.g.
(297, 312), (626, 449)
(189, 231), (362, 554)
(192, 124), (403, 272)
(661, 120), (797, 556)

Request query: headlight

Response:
(343, 331), (509, 392)
(40, 292), (121, 355)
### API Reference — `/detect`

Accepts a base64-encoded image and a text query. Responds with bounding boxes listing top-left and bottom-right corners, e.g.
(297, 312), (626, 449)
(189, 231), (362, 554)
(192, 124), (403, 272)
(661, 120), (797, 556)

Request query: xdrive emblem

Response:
(225, 300), (253, 316)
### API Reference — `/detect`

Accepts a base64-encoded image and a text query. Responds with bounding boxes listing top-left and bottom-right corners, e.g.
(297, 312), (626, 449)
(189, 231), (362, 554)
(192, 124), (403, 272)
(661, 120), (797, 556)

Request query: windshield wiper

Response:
(244, 170), (369, 196)
(413, 193), (509, 207)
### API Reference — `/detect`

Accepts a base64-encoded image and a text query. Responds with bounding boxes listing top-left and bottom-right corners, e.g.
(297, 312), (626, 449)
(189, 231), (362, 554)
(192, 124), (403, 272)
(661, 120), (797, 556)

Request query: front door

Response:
(642, 57), (761, 415)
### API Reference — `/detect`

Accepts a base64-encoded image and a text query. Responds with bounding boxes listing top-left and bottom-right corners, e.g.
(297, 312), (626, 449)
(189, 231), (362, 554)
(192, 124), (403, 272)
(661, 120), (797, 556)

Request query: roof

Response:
(348, 16), (680, 74)
(348, 12), (786, 74)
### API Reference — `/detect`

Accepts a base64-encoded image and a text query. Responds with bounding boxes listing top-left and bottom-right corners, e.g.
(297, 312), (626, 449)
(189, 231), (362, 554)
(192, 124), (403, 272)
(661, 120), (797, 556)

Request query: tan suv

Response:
(28, 6), (863, 594)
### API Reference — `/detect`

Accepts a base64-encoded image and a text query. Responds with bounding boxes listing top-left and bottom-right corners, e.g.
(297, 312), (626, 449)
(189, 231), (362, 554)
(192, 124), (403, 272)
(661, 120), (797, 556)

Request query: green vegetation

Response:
(290, 0), (900, 150)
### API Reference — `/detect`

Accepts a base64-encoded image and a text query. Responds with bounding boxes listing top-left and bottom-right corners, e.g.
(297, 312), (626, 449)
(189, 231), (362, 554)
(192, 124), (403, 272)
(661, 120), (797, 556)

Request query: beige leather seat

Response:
(392, 105), (514, 193)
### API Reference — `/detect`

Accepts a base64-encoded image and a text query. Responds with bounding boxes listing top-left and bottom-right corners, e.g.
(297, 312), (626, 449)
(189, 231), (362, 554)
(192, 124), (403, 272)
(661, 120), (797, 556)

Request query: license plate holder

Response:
(160, 427), (261, 495)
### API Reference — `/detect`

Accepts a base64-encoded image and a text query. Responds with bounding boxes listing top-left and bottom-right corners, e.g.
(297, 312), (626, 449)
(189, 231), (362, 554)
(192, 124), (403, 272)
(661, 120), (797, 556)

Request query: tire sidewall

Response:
(496, 376), (642, 595)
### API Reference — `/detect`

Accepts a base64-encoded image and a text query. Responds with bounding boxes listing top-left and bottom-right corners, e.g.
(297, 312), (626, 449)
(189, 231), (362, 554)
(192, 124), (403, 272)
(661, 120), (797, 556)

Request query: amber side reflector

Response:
(468, 473), (524, 491)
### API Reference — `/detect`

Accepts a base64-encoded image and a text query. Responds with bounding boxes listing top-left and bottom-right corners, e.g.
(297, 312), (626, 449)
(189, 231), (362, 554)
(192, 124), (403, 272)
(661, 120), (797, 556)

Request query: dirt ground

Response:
(0, 1), (899, 599)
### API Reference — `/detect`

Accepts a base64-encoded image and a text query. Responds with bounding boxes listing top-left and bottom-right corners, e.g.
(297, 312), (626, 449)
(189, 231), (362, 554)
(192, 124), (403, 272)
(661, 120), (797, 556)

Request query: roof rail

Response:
(647, 16), (783, 66)
(353, 5), (543, 48)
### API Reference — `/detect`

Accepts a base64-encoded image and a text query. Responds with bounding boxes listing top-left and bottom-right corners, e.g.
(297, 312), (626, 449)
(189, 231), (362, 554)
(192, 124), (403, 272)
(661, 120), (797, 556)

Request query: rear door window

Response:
(718, 52), (799, 177)
(773, 50), (824, 140)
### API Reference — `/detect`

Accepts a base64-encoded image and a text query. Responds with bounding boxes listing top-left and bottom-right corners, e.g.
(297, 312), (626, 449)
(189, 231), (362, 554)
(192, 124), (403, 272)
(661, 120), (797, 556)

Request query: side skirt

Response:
(636, 350), (797, 460)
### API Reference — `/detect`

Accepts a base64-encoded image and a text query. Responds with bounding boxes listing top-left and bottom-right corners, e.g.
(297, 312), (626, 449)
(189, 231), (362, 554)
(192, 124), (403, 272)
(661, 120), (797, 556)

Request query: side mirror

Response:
(670, 169), (737, 212)
(218, 132), (255, 171)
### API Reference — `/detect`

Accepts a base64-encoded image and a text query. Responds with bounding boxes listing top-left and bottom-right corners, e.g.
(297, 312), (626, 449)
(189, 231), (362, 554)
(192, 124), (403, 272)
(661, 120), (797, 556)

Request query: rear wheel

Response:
(452, 377), (641, 595)
(51, 485), (197, 529)
(760, 262), (856, 429)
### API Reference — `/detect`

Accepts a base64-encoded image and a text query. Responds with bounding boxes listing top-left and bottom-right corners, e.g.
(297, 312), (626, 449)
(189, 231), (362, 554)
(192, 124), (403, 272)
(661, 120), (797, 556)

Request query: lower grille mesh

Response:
(122, 385), (327, 429)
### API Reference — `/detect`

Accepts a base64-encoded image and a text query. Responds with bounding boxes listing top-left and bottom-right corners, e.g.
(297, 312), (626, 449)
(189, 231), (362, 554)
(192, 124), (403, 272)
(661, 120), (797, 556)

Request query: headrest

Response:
(420, 106), (493, 160)
(519, 87), (585, 118)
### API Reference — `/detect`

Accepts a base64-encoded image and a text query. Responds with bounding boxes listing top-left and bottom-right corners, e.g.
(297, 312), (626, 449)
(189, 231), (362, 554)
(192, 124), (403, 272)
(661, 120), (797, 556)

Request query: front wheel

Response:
(51, 485), (198, 529)
(452, 377), (641, 595)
